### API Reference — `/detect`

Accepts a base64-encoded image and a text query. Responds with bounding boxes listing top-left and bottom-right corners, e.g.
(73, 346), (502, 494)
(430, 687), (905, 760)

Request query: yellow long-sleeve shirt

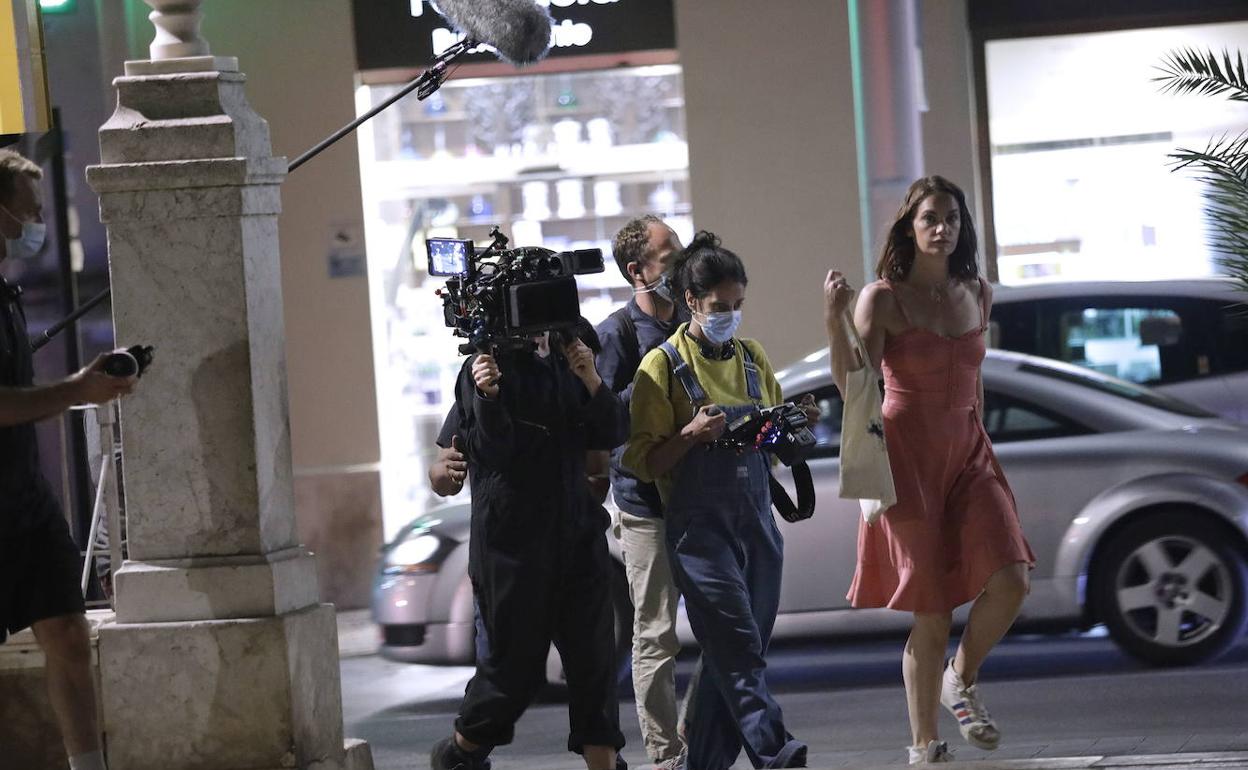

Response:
(623, 323), (784, 503)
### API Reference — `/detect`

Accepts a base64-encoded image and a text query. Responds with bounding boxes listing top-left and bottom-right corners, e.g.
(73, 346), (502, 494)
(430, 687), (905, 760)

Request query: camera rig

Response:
(713, 402), (819, 523)
(429, 226), (604, 355)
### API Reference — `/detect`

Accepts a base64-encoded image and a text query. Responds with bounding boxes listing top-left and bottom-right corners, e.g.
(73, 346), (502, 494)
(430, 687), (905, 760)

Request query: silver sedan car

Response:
(374, 349), (1248, 670)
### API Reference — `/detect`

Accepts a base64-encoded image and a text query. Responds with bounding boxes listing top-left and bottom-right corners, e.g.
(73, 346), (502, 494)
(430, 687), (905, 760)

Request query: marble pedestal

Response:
(85, 47), (371, 770)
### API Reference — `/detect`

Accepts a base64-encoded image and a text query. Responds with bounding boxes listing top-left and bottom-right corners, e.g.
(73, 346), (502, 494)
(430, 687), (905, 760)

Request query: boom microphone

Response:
(431, 0), (554, 65)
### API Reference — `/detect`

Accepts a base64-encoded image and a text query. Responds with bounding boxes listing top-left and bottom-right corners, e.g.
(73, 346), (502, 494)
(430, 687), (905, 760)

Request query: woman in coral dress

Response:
(823, 176), (1035, 765)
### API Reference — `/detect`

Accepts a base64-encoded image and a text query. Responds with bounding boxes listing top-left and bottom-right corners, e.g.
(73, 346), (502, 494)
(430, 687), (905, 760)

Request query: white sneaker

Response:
(908, 740), (952, 764)
(940, 659), (1000, 750)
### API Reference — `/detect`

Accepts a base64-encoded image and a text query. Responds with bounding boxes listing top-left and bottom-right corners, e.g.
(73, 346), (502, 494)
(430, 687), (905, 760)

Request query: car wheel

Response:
(1093, 511), (1248, 666)
(544, 561), (634, 687)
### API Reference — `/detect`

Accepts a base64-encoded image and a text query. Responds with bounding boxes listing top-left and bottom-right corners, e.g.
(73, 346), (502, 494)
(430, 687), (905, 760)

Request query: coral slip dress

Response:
(847, 277), (1035, 613)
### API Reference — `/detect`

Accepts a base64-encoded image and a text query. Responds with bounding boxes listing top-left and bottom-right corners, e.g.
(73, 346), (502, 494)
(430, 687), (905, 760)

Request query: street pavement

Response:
(338, 618), (1248, 770)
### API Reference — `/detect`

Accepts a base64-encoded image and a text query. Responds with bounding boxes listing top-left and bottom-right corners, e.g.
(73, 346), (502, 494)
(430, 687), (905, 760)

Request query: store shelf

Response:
(367, 142), (689, 196)
(456, 204), (692, 228)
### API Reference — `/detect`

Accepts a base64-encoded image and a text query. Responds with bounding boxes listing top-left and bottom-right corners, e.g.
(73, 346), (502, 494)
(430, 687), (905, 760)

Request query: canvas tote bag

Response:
(836, 311), (897, 524)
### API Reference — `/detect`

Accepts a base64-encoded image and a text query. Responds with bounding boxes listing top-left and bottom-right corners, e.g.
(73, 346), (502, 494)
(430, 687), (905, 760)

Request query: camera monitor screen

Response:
(427, 238), (474, 277)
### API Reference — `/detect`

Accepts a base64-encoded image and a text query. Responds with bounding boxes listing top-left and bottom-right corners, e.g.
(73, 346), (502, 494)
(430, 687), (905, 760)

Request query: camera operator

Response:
(594, 215), (691, 770)
(430, 326), (628, 770)
(0, 150), (136, 770)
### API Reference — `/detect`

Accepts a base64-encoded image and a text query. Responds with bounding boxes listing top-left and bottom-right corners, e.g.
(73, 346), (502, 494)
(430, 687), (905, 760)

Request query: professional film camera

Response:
(713, 401), (819, 523)
(715, 402), (817, 466)
(428, 227), (604, 355)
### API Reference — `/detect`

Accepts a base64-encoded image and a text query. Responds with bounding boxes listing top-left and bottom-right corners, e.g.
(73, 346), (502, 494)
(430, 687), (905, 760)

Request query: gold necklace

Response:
(923, 278), (952, 304)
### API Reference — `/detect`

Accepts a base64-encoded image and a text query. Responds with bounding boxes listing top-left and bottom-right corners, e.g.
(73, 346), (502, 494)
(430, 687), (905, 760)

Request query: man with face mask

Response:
(595, 216), (690, 770)
(0, 149), (137, 770)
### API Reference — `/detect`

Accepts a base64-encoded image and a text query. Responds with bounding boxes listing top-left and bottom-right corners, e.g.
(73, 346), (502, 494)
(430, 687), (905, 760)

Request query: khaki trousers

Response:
(618, 511), (685, 763)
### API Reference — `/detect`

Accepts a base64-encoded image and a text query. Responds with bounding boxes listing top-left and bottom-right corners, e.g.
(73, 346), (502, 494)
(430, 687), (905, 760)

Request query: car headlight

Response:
(384, 533), (443, 571)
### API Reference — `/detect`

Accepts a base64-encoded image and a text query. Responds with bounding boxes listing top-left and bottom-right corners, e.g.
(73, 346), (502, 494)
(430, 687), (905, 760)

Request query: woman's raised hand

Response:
(823, 270), (856, 328)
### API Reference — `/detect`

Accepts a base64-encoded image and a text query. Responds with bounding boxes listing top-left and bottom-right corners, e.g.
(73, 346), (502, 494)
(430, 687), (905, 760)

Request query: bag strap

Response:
(610, 305), (641, 372)
(738, 339), (764, 402)
(770, 462), (816, 523)
(659, 341), (708, 406)
(841, 310), (874, 373)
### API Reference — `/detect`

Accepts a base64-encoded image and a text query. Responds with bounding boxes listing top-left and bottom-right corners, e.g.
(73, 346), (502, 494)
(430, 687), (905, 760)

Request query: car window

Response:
(1056, 306), (1186, 384)
(982, 390), (1091, 443)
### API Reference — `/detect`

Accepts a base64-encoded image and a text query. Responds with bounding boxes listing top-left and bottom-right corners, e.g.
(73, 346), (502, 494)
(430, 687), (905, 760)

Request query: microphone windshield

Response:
(433, 0), (554, 65)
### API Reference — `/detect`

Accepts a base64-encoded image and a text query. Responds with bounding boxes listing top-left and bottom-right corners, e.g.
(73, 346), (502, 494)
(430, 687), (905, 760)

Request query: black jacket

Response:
(451, 347), (626, 559)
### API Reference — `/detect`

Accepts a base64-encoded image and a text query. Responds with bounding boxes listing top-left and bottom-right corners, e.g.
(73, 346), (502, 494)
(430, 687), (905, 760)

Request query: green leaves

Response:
(1159, 48), (1248, 295)
(1155, 47), (1248, 103)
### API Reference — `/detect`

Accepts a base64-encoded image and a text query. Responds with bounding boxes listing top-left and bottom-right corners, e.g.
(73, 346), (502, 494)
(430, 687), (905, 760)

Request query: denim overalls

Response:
(659, 340), (807, 770)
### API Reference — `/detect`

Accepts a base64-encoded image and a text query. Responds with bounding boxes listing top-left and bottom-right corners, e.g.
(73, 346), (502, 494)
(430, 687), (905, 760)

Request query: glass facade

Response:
(356, 65), (692, 534)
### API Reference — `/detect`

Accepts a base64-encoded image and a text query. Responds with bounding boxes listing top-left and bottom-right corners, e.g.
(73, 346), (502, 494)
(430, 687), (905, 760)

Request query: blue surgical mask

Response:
(693, 309), (742, 345)
(0, 206), (45, 260)
(634, 272), (673, 303)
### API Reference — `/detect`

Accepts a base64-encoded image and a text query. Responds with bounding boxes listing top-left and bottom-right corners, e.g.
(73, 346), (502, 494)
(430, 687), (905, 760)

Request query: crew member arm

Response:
(458, 356), (516, 469)
(579, 378), (627, 451)
(586, 449), (610, 504)
(0, 381), (82, 427)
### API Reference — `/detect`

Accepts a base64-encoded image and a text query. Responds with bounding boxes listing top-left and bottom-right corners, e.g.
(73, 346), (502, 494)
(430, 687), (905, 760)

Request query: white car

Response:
(373, 350), (1248, 671)
(990, 279), (1248, 422)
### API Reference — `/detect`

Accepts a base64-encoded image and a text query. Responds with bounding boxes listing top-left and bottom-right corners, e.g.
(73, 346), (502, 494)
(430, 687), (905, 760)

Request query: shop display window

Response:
(985, 21), (1248, 286)
(355, 65), (692, 533)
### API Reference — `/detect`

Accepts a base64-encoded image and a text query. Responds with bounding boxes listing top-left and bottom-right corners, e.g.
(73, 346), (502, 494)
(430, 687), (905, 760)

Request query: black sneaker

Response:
(430, 736), (492, 770)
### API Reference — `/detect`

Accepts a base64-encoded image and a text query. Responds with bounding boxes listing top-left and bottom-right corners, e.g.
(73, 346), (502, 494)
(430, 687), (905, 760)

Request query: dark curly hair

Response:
(875, 175), (979, 282)
(672, 230), (748, 303)
(611, 214), (666, 282)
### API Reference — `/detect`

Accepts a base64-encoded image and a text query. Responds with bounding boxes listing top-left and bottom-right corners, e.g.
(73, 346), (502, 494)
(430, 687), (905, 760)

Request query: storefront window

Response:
(356, 65), (692, 535)
(985, 21), (1248, 285)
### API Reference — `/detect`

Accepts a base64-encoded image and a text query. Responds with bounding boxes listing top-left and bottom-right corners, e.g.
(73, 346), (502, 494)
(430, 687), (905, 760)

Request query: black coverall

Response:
(451, 345), (628, 754)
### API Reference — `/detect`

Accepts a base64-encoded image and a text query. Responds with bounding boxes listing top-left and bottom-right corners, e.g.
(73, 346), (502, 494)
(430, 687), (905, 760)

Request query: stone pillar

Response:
(86, 2), (372, 768)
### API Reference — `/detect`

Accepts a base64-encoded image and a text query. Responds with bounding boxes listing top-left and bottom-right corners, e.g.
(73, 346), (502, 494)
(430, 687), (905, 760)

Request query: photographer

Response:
(0, 150), (136, 770)
(624, 232), (813, 770)
(430, 327), (628, 770)
(594, 215), (689, 770)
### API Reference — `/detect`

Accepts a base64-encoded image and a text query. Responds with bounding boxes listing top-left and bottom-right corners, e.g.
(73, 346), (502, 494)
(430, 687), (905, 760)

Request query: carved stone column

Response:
(87, 3), (372, 768)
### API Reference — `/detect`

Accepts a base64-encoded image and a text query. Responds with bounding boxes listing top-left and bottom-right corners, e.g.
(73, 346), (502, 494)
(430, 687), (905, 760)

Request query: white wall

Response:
(673, 0), (867, 370)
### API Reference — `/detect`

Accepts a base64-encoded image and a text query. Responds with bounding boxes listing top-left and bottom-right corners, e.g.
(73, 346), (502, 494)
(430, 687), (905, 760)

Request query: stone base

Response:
(124, 55), (239, 76)
(112, 547), (321, 623)
(101, 604), (346, 770)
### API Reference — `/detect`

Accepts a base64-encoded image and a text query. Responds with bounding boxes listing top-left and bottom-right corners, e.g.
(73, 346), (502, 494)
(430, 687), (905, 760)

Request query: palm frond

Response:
(1155, 47), (1248, 103)
(1168, 130), (1248, 294)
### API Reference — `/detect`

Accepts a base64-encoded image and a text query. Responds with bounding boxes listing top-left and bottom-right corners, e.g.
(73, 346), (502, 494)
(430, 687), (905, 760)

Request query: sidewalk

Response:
(331, 612), (1248, 770)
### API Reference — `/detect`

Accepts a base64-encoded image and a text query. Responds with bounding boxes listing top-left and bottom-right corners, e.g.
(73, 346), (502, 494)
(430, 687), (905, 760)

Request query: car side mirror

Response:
(1139, 315), (1182, 346)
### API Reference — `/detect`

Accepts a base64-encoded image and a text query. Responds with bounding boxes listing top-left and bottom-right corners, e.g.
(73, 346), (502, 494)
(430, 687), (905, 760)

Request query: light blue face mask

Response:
(693, 309), (742, 345)
(0, 206), (46, 260)
(634, 272), (674, 304)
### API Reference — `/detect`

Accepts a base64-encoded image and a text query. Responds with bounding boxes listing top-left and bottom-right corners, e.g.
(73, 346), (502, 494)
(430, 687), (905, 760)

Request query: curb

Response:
(803, 751), (1248, 769)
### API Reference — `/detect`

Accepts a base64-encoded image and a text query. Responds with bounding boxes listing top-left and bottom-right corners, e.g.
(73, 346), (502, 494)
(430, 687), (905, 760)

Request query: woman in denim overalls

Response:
(625, 232), (812, 770)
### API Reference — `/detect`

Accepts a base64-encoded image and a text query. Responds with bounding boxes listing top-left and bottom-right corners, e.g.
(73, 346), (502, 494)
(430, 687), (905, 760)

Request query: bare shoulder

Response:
(858, 279), (900, 325)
